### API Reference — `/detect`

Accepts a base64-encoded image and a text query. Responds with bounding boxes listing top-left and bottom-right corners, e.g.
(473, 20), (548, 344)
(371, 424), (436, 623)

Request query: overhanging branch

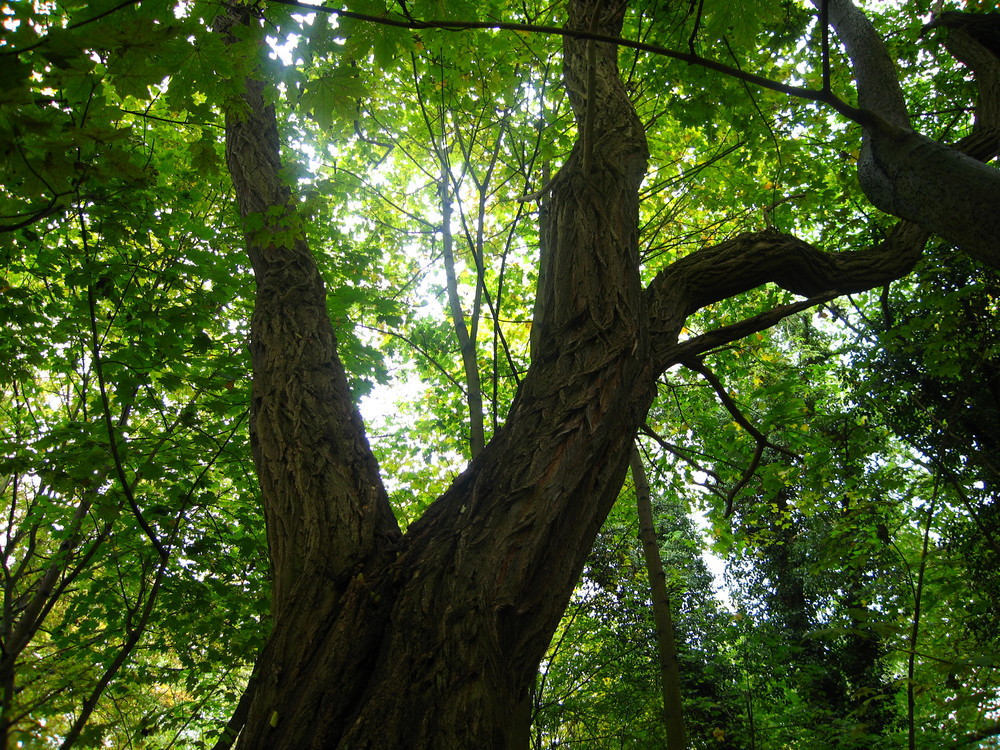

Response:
(645, 221), (930, 373)
(819, 0), (1000, 266)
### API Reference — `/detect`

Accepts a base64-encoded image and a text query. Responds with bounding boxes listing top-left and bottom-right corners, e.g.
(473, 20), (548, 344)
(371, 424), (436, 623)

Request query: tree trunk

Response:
(221, 1), (653, 746)
(217, 0), (943, 746)
(631, 447), (686, 749)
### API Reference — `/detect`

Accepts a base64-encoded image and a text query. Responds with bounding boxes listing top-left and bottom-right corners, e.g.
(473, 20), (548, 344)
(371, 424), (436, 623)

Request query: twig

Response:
(253, 0), (885, 131)
(682, 357), (800, 517)
(640, 423), (724, 487)
(723, 440), (765, 517)
(357, 324), (467, 395)
(1, 0), (141, 58)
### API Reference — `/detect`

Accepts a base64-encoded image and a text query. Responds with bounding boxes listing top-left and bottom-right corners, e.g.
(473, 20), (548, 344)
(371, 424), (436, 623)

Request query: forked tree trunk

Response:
(217, 0), (948, 745)
(221, 1), (653, 747)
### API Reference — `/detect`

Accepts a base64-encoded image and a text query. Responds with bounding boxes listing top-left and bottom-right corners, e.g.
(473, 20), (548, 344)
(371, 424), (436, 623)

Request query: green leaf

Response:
(300, 68), (370, 131)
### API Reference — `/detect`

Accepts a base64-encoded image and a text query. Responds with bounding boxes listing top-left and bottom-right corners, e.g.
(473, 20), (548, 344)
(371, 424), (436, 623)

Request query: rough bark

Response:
(218, 6), (402, 746)
(217, 0), (942, 747)
(815, 0), (1000, 267)
(223, 1), (654, 746)
(936, 13), (1000, 136)
(644, 222), (929, 372)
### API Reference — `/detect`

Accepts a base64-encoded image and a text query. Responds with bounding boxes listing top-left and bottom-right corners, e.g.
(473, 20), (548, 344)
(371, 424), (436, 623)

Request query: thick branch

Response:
(855, 125), (1000, 267)
(817, 0), (1000, 266)
(932, 13), (1000, 142)
(645, 222), (929, 372)
(812, 0), (909, 127)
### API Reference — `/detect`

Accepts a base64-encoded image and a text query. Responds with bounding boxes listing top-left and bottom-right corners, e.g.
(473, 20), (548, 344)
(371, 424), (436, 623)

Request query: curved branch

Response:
(931, 13), (1000, 146)
(818, 0), (1000, 266)
(812, 0), (909, 127)
(80, 207), (167, 561)
(645, 222), (930, 372)
(640, 423), (724, 487)
(680, 358), (797, 517)
(0, 200), (65, 233)
(725, 440), (764, 518)
(359, 324), (467, 395)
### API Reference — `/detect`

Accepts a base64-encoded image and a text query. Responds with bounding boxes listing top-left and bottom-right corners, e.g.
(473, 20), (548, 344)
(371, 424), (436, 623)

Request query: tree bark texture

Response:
(222, 1), (656, 746)
(218, 0), (942, 747)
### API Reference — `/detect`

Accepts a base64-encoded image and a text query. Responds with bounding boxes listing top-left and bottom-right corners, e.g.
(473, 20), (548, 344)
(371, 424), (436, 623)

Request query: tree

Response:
(3, 0), (1000, 747)
(530, 455), (741, 748)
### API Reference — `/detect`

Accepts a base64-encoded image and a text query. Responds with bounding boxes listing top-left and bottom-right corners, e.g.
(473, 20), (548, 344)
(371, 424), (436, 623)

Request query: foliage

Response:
(1, 0), (999, 747)
(532, 485), (744, 748)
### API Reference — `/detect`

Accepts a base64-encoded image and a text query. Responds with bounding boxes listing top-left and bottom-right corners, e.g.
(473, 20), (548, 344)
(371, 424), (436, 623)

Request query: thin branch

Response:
(119, 108), (224, 129)
(687, 0), (705, 54)
(56, 555), (168, 750)
(666, 291), (841, 363)
(956, 723), (1000, 748)
(761, 192), (807, 227)
(722, 38), (786, 229)
(79, 207), (166, 560)
(680, 356), (799, 516)
(907, 476), (938, 750)
(640, 423), (724, 487)
(210, 661), (260, 750)
(723, 440), (765, 518)
(2, 0), (142, 58)
(683, 356), (798, 461)
(357, 324), (467, 394)
(0, 200), (66, 233)
(821, 0), (831, 94)
(261, 0), (883, 129)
